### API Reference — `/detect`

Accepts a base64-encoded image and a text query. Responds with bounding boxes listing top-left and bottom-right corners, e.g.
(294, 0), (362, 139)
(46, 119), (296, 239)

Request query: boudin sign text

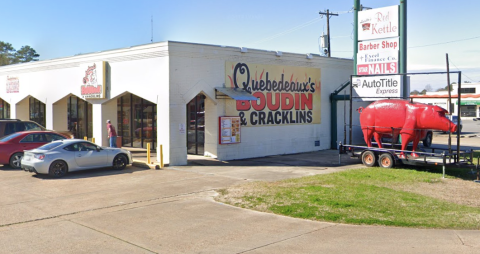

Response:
(225, 62), (321, 127)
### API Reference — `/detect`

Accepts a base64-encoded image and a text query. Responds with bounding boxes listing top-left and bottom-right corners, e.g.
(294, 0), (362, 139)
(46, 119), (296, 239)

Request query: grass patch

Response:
(216, 167), (480, 229)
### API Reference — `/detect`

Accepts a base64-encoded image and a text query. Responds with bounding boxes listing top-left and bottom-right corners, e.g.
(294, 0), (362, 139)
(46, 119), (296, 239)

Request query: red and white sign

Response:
(358, 5), (399, 41)
(358, 38), (399, 52)
(80, 61), (106, 99)
(357, 63), (397, 75)
(6, 76), (19, 93)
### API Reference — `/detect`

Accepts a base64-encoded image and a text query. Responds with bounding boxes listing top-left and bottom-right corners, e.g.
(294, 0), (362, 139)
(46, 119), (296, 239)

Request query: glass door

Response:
(187, 94), (205, 155)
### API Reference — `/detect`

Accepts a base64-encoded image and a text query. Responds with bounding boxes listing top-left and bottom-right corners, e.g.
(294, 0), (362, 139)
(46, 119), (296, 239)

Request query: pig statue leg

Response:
(399, 132), (413, 159)
(362, 128), (374, 147)
(373, 132), (383, 148)
(410, 132), (421, 157)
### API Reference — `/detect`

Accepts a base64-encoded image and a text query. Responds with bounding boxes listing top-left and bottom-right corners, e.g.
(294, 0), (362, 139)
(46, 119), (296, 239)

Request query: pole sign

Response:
(358, 37), (399, 52)
(358, 5), (399, 41)
(352, 75), (402, 101)
(356, 50), (398, 75)
(355, 5), (401, 101)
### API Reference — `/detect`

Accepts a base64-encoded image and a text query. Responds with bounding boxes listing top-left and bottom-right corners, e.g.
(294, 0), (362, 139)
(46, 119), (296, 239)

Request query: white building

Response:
(411, 82), (480, 118)
(0, 41), (353, 165)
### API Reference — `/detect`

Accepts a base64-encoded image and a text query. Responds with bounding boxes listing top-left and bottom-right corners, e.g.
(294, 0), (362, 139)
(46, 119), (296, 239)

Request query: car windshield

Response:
(0, 132), (23, 142)
(36, 142), (63, 150)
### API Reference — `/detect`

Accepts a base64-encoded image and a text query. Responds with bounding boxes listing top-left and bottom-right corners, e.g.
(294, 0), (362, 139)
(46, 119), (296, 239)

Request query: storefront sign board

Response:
(352, 75), (402, 101)
(358, 5), (399, 41)
(6, 76), (19, 93)
(225, 62), (321, 127)
(80, 61), (106, 99)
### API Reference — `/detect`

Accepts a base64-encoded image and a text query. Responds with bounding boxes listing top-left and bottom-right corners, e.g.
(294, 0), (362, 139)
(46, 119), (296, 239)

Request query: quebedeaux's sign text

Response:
(225, 62), (321, 126)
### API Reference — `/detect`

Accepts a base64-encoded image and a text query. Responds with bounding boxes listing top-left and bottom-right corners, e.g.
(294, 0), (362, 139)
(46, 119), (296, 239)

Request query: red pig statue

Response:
(358, 99), (457, 158)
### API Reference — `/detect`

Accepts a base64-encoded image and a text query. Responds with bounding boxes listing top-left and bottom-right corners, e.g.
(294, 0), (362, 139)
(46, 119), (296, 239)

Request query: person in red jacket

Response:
(106, 119), (117, 147)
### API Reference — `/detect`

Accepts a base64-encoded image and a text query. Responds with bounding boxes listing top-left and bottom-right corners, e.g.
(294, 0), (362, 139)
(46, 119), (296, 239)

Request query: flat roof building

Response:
(0, 41), (353, 165)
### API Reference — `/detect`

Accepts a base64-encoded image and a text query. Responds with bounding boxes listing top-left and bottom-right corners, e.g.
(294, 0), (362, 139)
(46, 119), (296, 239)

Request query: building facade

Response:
(0, 41), (353, 165)
(411, 82), (480, 118)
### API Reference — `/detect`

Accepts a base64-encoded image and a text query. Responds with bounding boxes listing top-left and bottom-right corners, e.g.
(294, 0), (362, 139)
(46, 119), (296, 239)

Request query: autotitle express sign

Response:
(352, 75), (402, 101)
(225, 62), (321, 127)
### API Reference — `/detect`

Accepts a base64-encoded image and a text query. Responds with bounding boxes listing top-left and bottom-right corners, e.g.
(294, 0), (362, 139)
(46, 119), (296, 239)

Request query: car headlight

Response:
(34, 154), (45, 160)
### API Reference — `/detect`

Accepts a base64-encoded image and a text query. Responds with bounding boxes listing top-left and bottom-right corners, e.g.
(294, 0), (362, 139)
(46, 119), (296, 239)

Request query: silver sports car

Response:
(21, 139), (132, 177)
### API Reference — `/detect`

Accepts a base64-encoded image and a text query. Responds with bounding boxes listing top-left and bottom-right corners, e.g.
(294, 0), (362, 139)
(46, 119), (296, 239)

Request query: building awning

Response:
(215, 87), (258, 100)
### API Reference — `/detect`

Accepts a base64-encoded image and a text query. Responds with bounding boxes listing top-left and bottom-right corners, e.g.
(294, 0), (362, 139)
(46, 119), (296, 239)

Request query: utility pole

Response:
(319, 9), (338, 57)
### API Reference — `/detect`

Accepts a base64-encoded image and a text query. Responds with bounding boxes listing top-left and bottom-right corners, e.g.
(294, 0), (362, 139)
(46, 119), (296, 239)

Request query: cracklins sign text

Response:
(225, 62), (321, 126)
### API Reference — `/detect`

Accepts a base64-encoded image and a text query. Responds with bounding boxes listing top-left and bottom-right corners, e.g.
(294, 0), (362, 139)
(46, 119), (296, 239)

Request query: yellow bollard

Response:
(160, 144), (164, 168)
(147, 143), (151, 164)
(84, 136), (87, 140)
(92, 137), (95, 144)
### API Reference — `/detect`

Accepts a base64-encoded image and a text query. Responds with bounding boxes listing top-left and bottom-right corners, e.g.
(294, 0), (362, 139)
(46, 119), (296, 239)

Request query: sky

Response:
(2, 0), (480, 91)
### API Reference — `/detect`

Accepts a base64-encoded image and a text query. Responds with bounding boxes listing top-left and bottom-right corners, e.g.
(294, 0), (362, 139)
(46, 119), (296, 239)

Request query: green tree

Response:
(0, 41), (40, 66)
(14, 45), (40, 63)
(0, 41), (16, 66)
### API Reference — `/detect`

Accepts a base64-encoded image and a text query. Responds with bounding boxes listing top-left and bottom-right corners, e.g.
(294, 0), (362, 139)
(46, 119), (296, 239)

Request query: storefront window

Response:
(67, 96), (92, 139)
(0, 99), (10, 119)
(29, 97), (46, 127)
(117, 93), (156, 149)
(460, 105), (476, 117)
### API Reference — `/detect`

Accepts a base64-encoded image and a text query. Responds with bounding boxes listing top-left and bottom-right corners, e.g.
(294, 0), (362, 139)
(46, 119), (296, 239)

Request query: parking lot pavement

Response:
(1, 148), (479, 253)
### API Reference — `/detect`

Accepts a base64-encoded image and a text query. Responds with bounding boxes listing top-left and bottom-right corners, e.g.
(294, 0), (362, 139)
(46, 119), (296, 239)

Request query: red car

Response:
(0, 131), (70, 169)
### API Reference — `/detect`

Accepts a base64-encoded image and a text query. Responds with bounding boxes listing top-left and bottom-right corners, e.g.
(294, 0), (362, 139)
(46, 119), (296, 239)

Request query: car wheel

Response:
(49, 160), (68, 177)
(112, 154), (127, 170)
(378, 153), (395, 168)
(423, 132), (433, 147)
(361, 151), (377, 167)
(9, 152), (23, 169)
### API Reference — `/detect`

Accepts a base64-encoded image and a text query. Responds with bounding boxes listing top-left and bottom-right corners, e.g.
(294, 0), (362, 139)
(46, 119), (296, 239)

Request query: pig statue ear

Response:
(433, 105), (449, 114)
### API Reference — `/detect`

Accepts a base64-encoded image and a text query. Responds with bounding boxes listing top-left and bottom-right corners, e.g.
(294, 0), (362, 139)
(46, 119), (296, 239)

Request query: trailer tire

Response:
(379, 153), (395, 168)
(361, 151), (377, 167)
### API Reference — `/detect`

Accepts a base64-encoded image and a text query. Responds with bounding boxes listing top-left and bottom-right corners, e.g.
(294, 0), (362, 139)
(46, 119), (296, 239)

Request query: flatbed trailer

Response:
(339, 142), (475, 170)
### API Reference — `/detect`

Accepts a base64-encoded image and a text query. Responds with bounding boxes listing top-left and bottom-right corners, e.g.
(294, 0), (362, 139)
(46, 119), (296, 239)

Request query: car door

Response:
(74, 142), (108, 168)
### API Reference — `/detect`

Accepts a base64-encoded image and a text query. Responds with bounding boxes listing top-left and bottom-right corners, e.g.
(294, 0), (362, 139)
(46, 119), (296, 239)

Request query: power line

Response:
(246, 9), (352, 47)
(449, 59), (475, 82)
(409, 36), (480, 48)
(248, 17), (322, 46)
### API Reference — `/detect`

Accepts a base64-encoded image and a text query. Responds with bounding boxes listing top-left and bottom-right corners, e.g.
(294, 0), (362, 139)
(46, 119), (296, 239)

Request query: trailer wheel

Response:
(361, 151), (377, 167)
(379, 153), (394, 168)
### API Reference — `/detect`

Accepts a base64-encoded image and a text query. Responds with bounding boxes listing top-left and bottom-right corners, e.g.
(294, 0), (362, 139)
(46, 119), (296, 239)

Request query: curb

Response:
(132, 160), (162, 170)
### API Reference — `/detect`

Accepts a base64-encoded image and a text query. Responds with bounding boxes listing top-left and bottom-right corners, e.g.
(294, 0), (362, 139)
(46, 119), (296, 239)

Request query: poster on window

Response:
(219, 116), (241, 144)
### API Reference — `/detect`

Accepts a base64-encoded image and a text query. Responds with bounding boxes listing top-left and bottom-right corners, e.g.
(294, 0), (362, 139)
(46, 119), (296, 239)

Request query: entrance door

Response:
(187, 94), (205, 155)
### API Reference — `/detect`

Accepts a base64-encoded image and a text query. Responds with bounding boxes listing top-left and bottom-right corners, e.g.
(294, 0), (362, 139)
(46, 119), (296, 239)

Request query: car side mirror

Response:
(96, 147), (101, 152)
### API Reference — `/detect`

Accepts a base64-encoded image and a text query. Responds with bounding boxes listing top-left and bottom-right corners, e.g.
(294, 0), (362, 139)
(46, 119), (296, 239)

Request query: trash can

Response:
(116, 136), (122, 148)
